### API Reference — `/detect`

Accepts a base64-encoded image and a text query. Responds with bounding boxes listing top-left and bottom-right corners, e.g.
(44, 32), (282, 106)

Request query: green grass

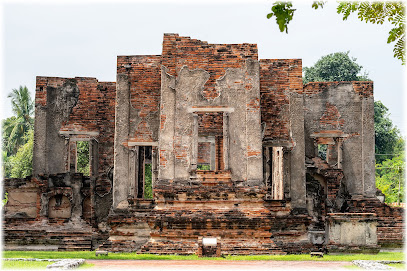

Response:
(3, 251), (405, 262)
(2, 260), (51, 270)
(78, 262), (94, 269)
(343, 265), (361, 270)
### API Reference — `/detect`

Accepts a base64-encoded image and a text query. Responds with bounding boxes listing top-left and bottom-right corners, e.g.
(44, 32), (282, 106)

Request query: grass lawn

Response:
(2, 260), (51, 270)
(2, 251), (405, 262)
(77, 263), (95, 269)
(1, 260), (94, 270)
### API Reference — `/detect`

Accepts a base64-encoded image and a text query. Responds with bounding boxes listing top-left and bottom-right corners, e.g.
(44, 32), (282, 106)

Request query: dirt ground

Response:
(86, 259), (353, 271)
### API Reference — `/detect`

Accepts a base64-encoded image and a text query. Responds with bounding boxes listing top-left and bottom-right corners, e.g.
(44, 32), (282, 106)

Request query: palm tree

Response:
(2, 86), (34, 156)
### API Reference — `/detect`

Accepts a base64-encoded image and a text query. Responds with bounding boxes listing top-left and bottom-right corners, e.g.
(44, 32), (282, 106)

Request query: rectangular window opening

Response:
(197, 112), (223, 171)
(263, 146), (284, 200)
(76, 141), (90, 176)
(137, 146), (153, 199)
(318, 144), (328, 161)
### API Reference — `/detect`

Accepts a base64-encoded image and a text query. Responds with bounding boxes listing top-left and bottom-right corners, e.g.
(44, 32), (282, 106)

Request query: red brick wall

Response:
(197, 142), (211, 165)
(198, 112), (223, 136)
(259, 59), (302, 140)
(348, 199), (405, 247)
(319, 102), (345, 129)
(117, 55), (161, 143)
(56, 78), (116, 179)
(35, 77), (69, 106)
(162, 34), (258, 100)
(216, 136), (224, 171)
(36, 77), (116, 196)
(303, 81), (373, 97)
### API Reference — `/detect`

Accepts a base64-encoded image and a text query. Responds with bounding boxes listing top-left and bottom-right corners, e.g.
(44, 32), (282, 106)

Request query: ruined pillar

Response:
(191, 113), (199, 171)
(112, 73), (131, 208)
(90, 139), (99, 177)
(33, 99), (48, 175)
(158, 67), (176, 181)
(289, 93), (306, 210)
(337, 139), (343, 169)
(362, 96), (376, 197)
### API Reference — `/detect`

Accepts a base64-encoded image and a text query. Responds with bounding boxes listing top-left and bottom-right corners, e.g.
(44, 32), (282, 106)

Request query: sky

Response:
(1, 0), (406, 135)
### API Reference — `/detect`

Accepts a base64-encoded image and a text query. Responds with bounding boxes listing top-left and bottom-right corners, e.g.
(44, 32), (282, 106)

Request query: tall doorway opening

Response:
(197, 112), (224, 171)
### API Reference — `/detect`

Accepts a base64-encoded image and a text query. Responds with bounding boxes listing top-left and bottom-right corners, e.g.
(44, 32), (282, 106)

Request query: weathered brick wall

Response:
(36, 77), (116, 180)
(216, 136), (224, 171)
(197, 142), (211, 165)
(159, 34), (263, 182)
(117, 55), (161, 144)
(34, 77), (116, 225)
(348, 198), (405, 247)
(260, 59), (302, 141)
(105, 184), (314, 255)
(3, 175), (96, 251)
(162, 34), (258, 100)
(303, 81), (373, 97)
(198, 112), (223, 136)
(302, 81), (375, 197)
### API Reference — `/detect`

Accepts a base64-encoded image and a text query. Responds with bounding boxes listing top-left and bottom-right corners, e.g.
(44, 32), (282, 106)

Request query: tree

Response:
(8, 129), (34, 178)
(2, 150), (12, 178)
(267, 1), (405, 64)
(376, 152), (405, 204)
(374, 100), (402, 163)
(303, 51), (369, 84)
(76, 141), (90, 176)
(2, 86), (34, 156)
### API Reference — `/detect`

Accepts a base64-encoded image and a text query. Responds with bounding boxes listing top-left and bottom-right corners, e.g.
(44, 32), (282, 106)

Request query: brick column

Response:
(223, 112), (229, 170)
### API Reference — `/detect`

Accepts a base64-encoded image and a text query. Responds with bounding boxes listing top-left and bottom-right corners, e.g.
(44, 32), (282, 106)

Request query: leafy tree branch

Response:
(267, 1), (406, 64)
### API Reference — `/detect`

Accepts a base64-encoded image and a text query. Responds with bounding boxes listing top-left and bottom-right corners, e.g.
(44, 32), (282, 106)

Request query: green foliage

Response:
(197, 164), (211, 170)
(376, 152), (405, 203)
(2, 86), (34, 179)
(337, 1), (405, 64)
(267, 2), (296, 33)
(312, 1), (325, 10)
(267, 1), (405, 64)
(2, 86), (34, 156)
(318, 144), (327, 160)
(2, 192), (8, 206)
(144, 163), (153, 199)
(374, 100), (402, 163)
(2, 150), (12, 178)
(3, 251), (404, 262)
(303, 52), (370, 84)
(76, 141), (90, 176)
(8, 129), (33, 178)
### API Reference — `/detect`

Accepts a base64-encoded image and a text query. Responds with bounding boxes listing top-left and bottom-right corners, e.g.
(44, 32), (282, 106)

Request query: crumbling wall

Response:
(303, 82), (375, 198)
(347, 198), (405, 247)
(34, 77), (80, 175)
(105, 182), (314, 255)
(4, 177), (41, 220)
(9, 33), (401, 255)
(113, 55), (161, 208)
(34, 77), (116, 224)
(3, 174), (96, 251)
(259, 59), (306, 209)
(159, 34), (262, 184)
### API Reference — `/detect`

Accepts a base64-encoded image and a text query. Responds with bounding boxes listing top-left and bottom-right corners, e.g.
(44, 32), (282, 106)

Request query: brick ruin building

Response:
(3, 34), (404, 254)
